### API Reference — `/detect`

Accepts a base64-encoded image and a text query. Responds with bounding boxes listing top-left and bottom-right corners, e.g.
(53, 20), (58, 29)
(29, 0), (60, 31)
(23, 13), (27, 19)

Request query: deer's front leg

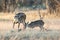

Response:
(23, 20), (26, 30)
(13, 22), (15, 29)
(18, 23), (20, 31)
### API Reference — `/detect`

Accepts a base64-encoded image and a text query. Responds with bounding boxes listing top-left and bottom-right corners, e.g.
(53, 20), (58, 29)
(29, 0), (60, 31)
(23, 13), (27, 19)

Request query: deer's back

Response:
(14, 13), (26, 22)
(28, 20), (44, 28)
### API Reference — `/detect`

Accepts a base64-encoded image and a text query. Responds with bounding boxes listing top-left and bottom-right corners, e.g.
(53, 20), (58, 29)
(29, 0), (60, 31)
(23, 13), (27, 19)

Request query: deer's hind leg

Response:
(40, 25), (45, 31)
(40, 26), (47, 31)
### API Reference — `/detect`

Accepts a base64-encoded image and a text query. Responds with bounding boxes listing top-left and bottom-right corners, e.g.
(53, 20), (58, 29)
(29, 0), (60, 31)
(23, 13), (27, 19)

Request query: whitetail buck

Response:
(27, 7), (48, 30)
(13, 12), (26, 31)
(25, 9), (47, 31)
(26, 20), (47, 31)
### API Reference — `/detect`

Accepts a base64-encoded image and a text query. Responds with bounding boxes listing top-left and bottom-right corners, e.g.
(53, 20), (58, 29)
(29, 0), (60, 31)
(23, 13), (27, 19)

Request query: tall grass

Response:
(0, 29), (60, 40)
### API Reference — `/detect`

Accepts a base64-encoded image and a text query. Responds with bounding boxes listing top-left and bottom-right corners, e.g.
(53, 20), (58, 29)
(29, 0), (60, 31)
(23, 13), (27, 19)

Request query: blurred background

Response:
(0, 0), (60, 40)
(0, 0), (60, 21)
(0, 0), (60, 13)
(0, 0), (60, 31)
(0, 0), (60, 32)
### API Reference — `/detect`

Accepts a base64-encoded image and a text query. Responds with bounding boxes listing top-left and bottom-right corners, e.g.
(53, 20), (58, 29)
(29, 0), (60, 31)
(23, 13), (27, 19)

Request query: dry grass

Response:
(0, 10), (60, 21)
(0, 29), (60, 40)
(0, 11), (60, 40)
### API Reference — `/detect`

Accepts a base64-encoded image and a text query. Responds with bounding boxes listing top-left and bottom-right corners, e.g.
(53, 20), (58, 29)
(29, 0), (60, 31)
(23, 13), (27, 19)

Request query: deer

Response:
(13, 12), (26, 31)
(25, 16), (47, 31)
(26, 20), (46, 30)
(25, 9), (47, 31)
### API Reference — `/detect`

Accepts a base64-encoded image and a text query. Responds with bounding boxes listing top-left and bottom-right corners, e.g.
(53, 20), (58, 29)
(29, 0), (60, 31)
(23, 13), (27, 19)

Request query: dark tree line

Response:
(48, 0), (60, 14)
(0, 0), (60, 14)
(4, 0), (17, 12)
(0, 0), (17, 12)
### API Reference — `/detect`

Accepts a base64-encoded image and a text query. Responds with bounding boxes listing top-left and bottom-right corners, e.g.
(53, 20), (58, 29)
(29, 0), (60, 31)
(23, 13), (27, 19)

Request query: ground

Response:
(0, 11), (60, 40)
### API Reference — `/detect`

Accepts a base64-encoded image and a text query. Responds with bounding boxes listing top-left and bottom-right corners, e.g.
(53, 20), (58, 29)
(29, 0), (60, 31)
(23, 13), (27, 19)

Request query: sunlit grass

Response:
(0, 29), (60, 40)
(0, 11), (60, 22)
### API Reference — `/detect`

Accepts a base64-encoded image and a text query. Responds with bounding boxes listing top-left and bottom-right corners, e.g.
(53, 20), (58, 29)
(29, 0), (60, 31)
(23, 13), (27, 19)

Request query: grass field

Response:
(0, 29), (60, 40)
(0, 11), (60, 40)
